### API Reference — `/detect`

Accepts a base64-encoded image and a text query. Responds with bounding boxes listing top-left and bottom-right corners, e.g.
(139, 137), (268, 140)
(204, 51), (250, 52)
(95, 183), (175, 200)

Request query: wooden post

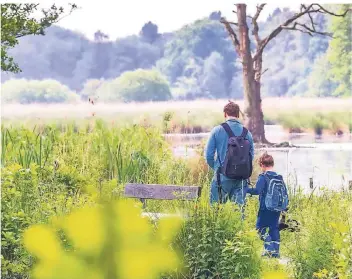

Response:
(309, 177), (314, 189)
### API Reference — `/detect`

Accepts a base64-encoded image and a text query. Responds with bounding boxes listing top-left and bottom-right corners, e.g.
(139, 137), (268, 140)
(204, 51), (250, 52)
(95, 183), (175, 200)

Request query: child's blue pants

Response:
(256, 210), (281, 257)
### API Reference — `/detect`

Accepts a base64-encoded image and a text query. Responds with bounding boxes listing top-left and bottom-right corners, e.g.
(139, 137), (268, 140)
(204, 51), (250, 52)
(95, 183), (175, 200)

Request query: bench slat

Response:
(125, 183), (201, 200)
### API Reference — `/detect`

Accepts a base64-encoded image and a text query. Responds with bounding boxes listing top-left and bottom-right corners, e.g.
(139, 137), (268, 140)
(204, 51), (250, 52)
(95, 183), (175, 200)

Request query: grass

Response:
(2, 97), (352, 135)
(1, 121), (352, 279)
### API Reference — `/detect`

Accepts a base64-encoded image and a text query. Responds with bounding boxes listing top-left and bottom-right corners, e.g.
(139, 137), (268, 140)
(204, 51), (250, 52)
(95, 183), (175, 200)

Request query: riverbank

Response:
(2, 97), (352, 135)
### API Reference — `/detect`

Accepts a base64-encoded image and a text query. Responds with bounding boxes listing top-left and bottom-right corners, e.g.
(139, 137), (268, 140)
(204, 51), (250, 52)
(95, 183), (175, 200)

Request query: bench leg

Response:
(140, 198), (147, 209)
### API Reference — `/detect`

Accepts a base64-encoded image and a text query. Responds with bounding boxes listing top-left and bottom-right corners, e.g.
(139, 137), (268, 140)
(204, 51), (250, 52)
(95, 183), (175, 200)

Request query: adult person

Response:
(204, 101), (254, 206)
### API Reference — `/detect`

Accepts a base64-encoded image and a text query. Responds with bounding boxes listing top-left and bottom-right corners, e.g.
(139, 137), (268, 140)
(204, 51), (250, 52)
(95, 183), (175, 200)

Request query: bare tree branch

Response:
(232, 4), (237, 14)
(281, 24), (313, 36)
(282, 22), (332, 37)
(14, 4), (78, 39)
(313, 4), (351, 17)
(302, 4), (317, 32)
(255, 68), (269, 80)
(254, 4), (314, 60)
(261, 68), (268, 76)
(226, 21), (238, 26)
(220, 17), (241, 55)
(254, 69), (269, 81)
(253, 4), (351, 61)
(252, 4), (266, 45)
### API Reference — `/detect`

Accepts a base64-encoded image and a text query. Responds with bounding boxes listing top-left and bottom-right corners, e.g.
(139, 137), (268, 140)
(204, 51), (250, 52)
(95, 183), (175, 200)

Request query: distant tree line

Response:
(1, 5), (351, 104)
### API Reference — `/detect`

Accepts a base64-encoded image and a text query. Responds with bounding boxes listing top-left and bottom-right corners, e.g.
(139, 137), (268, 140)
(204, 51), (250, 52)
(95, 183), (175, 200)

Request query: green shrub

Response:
(97, 69), (172, 102)
(1, 163), (88, 279)
(285, 192), (352, 279)
(168, 203), (262, 279)
(1, 79), (78, 104)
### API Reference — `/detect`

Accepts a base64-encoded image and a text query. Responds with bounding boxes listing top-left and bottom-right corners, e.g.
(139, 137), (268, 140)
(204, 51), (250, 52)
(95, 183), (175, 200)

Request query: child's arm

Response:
(247, 174), (265, 195)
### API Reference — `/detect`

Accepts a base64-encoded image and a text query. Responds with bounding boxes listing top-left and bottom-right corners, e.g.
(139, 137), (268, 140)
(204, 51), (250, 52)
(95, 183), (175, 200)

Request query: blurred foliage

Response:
(23, 200), (182, 279)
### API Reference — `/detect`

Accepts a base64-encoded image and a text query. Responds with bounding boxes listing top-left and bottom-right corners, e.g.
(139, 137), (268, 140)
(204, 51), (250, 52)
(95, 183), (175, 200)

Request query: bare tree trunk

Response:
(237, 4), (268, 143)
(222, 4), (349, 143)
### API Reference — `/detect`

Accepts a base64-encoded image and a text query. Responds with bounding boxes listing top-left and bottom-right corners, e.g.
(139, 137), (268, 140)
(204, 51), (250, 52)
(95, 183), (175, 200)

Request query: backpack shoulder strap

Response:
(240, 127), (248, 138)
(262, 173), (271, 195)
(220, 123), (235, 138)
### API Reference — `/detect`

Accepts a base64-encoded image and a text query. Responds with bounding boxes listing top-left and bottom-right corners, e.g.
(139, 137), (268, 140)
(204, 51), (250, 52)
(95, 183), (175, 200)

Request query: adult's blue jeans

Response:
(209, 174), (248, 215)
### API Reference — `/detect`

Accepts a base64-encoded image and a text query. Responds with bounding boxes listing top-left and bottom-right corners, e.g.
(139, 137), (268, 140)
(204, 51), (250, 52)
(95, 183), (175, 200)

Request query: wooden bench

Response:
(124, 183), (202, 220)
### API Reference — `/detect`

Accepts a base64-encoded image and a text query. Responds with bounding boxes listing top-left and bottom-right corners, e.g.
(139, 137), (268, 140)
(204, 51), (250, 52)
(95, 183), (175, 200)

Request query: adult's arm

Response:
(204, 127), (217, 170)
(246, 130), (255, 160)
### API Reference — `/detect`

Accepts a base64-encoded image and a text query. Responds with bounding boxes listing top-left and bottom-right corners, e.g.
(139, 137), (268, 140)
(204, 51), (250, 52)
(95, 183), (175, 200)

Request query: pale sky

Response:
(3, 0), (346, 40)
(38, 1), (301, 40)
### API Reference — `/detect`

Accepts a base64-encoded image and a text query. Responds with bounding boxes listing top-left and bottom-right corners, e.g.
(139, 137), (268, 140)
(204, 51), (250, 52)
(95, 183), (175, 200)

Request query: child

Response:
(247, 152), (288, 258)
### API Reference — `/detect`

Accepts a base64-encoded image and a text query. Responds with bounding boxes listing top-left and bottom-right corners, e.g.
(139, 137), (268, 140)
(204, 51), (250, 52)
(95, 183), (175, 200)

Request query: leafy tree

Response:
(94, 30), (109, 42)
(0, 4), (349, 102)
(172, 57), (204, 100)
(96, 69), (172, 102)
(230, 75), (244, 99)
(106, 36), (162, 79)
(1, 79), (78, 103)
(80, 79), (105, 101)
(200, 52), (227, 98)
(172, 76), (203, 100)
(157, 18), (236, 92)
(327, 4), (352, 97)
(89, 41), (114, 79)
(306, 55), (336, 97)
(209, 11), (222, 21)
(2, 26), (90, 90)
(1, 3), (77, 73)
(140, 21), (160, 43)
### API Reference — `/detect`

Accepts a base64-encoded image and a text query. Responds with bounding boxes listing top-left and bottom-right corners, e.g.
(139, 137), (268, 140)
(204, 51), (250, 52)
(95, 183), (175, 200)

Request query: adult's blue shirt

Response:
(204, 119), (255, 174)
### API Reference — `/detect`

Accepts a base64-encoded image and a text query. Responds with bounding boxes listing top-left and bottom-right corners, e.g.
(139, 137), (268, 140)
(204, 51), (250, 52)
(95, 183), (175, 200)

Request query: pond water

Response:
(166, 126), (352, 192)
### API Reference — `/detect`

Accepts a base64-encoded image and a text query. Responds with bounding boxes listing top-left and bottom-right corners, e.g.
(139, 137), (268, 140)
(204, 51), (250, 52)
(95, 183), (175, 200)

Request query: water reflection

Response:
(168, 126), (352, 191)
(261, 148), (351, 192)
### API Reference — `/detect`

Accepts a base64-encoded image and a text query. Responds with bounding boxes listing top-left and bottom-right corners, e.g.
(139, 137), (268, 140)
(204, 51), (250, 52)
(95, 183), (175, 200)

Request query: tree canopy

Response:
(326, 4), (352, 97)
(95, 69), (172, 102)
(1, 3), (77, 73)
(1, 5), (350, 102)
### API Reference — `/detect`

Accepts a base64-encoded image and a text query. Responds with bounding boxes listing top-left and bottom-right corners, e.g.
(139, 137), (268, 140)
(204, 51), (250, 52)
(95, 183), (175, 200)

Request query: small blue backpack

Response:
(264, 174), (289, 212)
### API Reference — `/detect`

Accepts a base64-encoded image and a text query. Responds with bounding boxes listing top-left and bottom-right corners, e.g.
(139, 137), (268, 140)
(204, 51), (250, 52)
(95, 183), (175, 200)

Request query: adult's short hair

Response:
(223, 101), (240, 118)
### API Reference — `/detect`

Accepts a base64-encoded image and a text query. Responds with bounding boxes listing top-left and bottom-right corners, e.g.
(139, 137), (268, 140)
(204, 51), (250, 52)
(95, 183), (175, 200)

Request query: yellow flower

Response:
(24, 199), (181, 279)
(313, 268), (328, 279)
(262, 271), (288, 279)
(23, 225), (62, 262)
(156, 216), (183, 243)
(62, 206), (105, 255)
(32, 254), (88, 279)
